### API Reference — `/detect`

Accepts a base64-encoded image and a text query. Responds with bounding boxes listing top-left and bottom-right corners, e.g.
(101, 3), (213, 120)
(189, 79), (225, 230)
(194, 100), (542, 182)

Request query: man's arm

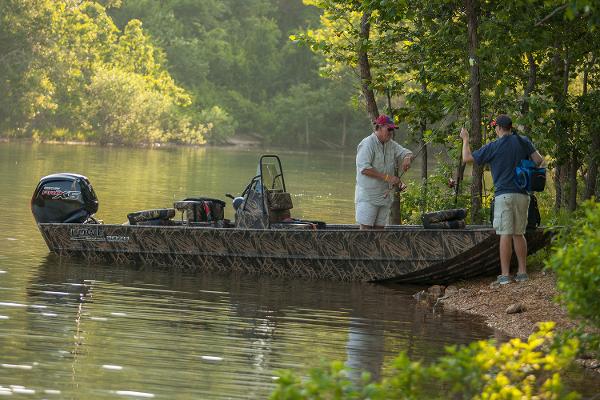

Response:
(400, 155), (412, 172)
(361, 168), (401, 185)
(393, 142), (413, 172)
(459, 127), (475, 163)
(357, 141), (401, 185)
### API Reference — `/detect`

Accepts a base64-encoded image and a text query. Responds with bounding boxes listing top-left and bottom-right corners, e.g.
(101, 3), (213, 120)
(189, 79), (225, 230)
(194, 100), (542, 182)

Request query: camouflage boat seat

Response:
(174, 198), (225, 224)
(266, 190), (293, 223)
(266, 190), (293, 211)
(127, 208), (176, 226)
(421, 208), (467, 229)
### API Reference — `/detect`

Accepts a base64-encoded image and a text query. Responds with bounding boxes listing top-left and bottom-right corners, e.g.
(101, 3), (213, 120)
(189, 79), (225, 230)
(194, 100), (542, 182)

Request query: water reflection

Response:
(6, 255), (498, 398)
(346, 316), (385, 381)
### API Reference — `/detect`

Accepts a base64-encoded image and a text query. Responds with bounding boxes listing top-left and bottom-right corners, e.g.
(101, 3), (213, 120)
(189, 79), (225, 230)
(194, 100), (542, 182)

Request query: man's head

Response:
(492, 114), (512, 136)
(374, 114), (397, 143)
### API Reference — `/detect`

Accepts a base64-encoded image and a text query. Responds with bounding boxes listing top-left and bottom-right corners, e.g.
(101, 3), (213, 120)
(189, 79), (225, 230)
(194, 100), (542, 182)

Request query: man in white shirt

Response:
(355, 115), (413, 229)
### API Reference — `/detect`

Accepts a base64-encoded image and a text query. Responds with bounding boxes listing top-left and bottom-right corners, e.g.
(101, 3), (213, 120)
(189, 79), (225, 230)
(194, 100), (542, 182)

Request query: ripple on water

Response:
(114, 390), (155, 398)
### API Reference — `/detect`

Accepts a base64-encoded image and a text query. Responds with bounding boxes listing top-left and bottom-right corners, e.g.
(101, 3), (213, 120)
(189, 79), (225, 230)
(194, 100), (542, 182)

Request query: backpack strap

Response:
(512, 131), (533, 161)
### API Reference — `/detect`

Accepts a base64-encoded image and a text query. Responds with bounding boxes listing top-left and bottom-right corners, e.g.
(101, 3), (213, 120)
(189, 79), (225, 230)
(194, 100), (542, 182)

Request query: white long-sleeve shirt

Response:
(355, 133), (412, 206)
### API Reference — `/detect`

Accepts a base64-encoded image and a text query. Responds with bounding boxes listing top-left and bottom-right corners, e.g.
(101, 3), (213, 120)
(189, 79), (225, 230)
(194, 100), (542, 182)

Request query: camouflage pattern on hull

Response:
(37, 223), (550, 283)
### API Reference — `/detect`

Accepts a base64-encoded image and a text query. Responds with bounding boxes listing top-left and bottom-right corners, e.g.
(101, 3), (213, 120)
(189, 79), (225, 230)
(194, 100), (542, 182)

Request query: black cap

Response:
(494, 114), (512, 129)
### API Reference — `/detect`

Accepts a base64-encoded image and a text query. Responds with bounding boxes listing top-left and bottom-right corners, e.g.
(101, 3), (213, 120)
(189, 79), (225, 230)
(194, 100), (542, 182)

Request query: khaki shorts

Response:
(493, 193), (530, 235)
(356, 202), (390, 227)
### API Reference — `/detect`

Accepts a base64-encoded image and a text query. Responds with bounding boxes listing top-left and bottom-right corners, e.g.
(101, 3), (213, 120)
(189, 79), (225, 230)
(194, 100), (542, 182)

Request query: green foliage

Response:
(546, 200), (600, 327)
(106, 0), (362, 146)
(400, 163), (470, 224)
(271, 322), (580, 400)
(198, 106), (237, 145)
(82, 67), (174, 145)
(0, 0), (195, 144)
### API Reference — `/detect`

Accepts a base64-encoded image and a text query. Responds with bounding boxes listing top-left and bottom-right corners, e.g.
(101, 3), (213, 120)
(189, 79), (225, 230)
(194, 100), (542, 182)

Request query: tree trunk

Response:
(583, 56), (598, 200)
(305, 118), (309, 147)
(358, 11), (378, 121)
(420, 119), (428, 213)
(584, 133), (599, 200)
(466, 0), (483, 223)
(562, 52), (572, 209)
(520, 52), (536, 118)
(385, 89), (402, 224)
(568, 148), (578, 211)
(341, 114), (347, 148)
(552, 46), (570, 211)
(420, 82), (428, 184)
(554, 165), (563, 210)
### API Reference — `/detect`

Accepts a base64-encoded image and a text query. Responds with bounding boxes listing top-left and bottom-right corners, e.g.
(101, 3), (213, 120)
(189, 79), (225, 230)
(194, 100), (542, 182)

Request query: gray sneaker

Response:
(496, 275), (511, 285)
(514, 273), (529, 282)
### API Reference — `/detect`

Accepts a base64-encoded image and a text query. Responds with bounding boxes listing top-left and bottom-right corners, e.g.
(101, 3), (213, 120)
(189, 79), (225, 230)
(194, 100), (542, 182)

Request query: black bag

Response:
(490, 194), (540, 231)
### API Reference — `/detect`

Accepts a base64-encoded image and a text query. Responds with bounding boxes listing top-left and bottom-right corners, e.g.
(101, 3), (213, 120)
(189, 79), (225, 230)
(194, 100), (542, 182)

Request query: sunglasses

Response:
(387, 127), (395, 132)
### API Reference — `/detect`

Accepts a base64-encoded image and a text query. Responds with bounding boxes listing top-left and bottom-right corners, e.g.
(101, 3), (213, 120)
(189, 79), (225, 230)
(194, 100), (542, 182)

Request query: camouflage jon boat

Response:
(32, 156), (551, 284)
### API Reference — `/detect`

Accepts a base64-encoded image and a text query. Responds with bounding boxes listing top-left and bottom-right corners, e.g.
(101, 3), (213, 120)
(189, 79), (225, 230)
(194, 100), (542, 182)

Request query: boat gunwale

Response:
(38, 222), (500, 234)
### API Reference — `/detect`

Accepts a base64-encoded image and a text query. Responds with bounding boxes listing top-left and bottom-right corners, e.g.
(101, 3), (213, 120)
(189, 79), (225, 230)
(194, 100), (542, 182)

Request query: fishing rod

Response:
(383, 136), (437, 198)
(454, 150), (464, 206)
(386, 120), (469, 200)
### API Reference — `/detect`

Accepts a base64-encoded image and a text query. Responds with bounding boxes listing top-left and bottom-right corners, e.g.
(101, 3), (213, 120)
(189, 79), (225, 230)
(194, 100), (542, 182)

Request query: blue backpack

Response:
(513, 134), (546, 192)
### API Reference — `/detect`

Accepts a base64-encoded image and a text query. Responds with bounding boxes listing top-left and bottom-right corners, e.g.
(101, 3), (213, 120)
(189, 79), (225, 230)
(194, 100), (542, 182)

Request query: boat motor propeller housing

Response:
(31, 173), (98, 224)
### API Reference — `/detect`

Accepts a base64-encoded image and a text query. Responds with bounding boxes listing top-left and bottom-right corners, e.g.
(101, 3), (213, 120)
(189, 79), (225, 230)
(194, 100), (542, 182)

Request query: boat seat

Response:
(266, 190), (293, 211)
(174, 198), (225, 223)
(422, 208), (467, 229)
(127, 208), (175, 225)
(266, 190), (294, 223)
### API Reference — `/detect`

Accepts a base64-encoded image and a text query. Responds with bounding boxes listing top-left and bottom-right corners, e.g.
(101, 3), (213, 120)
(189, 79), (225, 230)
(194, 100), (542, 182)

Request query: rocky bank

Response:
(415, 270), (599, 372)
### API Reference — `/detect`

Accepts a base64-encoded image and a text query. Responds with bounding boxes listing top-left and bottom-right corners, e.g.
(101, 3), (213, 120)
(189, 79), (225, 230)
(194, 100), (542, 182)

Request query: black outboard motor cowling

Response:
(31, 173), (98, 224)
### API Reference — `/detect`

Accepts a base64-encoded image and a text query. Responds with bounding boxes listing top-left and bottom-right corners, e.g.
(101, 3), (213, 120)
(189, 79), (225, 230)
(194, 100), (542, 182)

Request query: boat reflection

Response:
(22, 255), (499, 398)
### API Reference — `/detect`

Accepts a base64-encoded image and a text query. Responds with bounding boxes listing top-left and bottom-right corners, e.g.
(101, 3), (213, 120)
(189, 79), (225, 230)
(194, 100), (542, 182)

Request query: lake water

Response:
(1, 142), (598, 398)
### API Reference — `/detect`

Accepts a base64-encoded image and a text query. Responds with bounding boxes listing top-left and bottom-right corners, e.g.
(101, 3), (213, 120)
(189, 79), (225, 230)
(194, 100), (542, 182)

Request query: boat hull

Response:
(37, 223), (551, 284)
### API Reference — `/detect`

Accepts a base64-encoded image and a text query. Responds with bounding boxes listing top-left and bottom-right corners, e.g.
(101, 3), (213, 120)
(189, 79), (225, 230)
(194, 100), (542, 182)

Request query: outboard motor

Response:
(31, 173), (98, 224)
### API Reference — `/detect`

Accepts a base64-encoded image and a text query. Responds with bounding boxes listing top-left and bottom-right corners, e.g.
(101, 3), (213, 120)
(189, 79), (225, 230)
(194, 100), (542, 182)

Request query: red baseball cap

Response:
(374, 114), (397, 129)
(492, 114), (512, 129)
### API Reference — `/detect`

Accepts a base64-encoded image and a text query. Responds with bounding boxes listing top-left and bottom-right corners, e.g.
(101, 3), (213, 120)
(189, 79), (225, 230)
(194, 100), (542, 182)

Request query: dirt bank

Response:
(441, 270), (576, 339)
(439, 270), (599, 371)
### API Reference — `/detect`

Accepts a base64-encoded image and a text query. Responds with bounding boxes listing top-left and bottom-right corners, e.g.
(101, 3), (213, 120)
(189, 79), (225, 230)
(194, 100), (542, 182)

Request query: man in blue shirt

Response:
(460, 115), (544, 285)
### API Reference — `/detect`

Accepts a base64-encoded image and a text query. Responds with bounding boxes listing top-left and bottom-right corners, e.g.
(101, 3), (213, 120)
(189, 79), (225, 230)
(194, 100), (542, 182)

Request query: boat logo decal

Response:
(70, 226), (105, 241)
(42, 187), (81, 201)
(105, 235), (130, 243)
(69, 227), (129, 243)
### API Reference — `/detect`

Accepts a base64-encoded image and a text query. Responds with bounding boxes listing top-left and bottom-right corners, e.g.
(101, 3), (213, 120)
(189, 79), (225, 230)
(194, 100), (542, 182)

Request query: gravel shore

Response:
(441, 270), (577, 339)
(440, 270), (600, 372)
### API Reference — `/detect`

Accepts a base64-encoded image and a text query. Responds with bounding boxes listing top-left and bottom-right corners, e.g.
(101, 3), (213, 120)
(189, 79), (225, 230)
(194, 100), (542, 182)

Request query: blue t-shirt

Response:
(472, 134), (536, 196)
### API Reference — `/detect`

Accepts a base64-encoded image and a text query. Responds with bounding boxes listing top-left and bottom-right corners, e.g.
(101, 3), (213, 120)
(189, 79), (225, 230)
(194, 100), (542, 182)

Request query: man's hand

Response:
(460, 127), (475, 163)
(401, 155), (412, 172)
(388, 175), (401, 186)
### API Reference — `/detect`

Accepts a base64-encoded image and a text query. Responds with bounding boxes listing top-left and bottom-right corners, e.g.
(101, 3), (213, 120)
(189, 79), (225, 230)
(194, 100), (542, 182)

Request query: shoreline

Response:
(439, 270), (599, 371)
(441, 270), (575, 339)
(0, 135), (262, 149)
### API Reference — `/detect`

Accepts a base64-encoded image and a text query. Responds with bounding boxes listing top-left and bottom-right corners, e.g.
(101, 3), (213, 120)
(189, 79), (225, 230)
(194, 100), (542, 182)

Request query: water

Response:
(0, 142), (597, 398)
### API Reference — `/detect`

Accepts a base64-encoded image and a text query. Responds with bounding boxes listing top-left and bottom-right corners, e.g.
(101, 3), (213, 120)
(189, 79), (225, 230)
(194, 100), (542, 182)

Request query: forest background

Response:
(0, 0), (598, 221)
(0, 0), (367, 148)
